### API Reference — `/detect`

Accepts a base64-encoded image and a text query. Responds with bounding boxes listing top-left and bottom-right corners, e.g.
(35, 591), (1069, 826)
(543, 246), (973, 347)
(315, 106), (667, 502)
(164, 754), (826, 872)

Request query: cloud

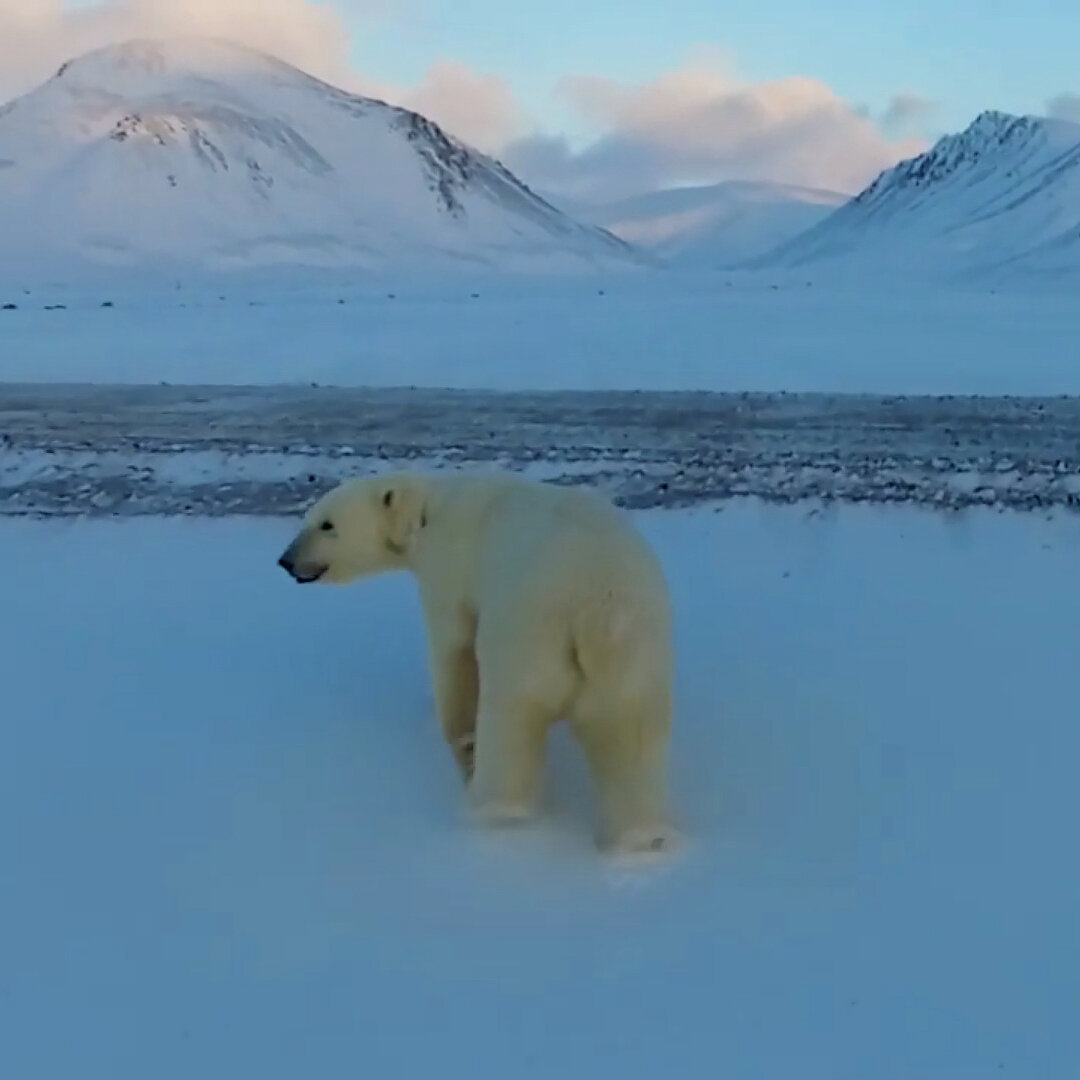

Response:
(881, 92), (938, 133)
(1047, 93), (1080, 124)
(0, 1), (524, 154)
(503, 57), (925, 200)
(0, 0), (361, 102)
(0, 15), (925, 202)
(377, 62), (530, 153)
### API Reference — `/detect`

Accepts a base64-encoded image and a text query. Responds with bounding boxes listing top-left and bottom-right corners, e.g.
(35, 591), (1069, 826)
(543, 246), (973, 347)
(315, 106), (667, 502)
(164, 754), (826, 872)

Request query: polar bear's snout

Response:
(277, 536), (327, 584)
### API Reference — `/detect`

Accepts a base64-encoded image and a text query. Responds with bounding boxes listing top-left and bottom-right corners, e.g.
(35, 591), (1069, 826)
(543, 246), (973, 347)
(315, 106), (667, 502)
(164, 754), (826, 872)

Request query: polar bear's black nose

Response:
(278, 554), (295, 574)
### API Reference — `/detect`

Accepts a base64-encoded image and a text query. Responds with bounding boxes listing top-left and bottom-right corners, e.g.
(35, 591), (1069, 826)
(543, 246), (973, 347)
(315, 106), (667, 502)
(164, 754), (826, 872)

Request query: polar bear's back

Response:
(474, 475), (662, 592)
(465, 475), (671, 690)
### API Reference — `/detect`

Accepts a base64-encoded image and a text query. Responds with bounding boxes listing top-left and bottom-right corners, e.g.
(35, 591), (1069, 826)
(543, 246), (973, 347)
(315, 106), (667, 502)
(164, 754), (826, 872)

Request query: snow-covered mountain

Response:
(753, 110), (1080, 280)
(0, 38), (637, 278)
(565, 181), (845, 268)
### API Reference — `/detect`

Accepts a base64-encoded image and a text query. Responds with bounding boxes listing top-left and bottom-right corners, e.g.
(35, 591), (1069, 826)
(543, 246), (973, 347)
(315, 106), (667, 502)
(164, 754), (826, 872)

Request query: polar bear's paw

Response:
(470, 798), (537, 827)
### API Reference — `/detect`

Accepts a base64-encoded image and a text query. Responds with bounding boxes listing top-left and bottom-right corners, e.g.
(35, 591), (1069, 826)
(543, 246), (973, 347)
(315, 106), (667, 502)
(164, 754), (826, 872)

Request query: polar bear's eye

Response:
(319, 520), (334, 532)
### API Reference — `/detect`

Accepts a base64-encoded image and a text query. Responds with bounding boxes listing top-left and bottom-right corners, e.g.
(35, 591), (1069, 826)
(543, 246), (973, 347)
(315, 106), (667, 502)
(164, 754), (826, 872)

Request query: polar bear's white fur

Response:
(278, 470), (676, 854)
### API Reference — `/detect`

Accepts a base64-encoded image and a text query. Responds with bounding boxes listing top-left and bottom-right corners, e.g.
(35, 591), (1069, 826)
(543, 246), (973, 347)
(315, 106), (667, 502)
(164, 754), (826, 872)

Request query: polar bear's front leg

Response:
(429, 644), (480, 783)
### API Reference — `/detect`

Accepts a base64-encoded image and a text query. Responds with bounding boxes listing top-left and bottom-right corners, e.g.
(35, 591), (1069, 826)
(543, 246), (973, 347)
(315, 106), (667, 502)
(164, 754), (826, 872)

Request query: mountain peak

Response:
(54, 37), (293, 89)
(0, 39), (635, 276)
(848, 110), (1072, 206)
(966, 108), (1021, 132)
(750, 107), (1080, 280)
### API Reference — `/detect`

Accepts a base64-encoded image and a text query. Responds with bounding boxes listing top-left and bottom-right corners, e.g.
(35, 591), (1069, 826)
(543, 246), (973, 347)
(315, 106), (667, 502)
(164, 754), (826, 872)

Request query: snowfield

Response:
(3, 277), (1080, 394)
(2, 504), (1078, 1078)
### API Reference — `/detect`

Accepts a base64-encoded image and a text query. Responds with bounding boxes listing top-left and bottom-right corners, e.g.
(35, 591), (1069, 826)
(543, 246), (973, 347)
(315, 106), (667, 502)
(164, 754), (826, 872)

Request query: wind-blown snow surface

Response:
(3, 276), (1080, 394)
(0, 38), (633, 275)
(755, 110), (1080, 283)
(2, 505), (1078, 1077)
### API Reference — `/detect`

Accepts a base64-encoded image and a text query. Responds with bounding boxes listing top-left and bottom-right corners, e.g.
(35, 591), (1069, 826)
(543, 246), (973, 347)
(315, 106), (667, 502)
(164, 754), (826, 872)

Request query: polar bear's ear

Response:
(380, 478), (426, 556)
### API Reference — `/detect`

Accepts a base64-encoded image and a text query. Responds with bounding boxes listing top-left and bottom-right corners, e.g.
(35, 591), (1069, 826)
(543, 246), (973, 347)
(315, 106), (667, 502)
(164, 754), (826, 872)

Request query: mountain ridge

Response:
(0, 37), (638, 277)
(749, 109), (1080, 279)
(564, 179), (846, 267)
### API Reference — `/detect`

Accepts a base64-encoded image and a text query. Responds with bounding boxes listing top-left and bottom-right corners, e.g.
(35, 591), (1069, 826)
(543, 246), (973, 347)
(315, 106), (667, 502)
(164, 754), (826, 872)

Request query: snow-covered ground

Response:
(2, 33), (1077, 1079)
(3, 277), (1080, 394)
(2, 503), (1078, 1078)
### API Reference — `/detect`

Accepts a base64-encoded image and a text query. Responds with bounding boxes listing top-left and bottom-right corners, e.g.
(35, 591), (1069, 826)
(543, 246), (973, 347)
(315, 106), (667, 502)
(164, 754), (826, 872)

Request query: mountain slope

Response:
(567, 181), (845, 267)
(751, 110), (1080, 279)
(0, 38), (636, 277)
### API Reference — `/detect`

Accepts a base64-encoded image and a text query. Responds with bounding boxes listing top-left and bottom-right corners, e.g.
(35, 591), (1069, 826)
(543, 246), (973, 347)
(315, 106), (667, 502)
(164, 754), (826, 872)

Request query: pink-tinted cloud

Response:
(0, 1), (523, 153)
(504, 58), (925, 200)
(0, 0), (360, 101)
(376, 62), (530, 153)
(0, 15), (925, 201)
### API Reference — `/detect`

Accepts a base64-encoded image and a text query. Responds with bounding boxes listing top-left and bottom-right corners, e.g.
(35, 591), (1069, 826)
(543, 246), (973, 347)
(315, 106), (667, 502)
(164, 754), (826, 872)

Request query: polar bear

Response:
(278, 470), (676, 855)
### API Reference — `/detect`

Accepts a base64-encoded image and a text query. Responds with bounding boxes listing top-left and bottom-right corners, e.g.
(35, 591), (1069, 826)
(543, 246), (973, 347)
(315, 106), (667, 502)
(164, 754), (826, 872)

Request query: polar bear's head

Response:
(277, 473), (427, 585)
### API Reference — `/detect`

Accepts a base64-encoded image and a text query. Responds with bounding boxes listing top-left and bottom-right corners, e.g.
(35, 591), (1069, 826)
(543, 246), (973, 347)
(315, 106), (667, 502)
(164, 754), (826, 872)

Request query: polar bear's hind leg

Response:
(467, 618), (577, 824)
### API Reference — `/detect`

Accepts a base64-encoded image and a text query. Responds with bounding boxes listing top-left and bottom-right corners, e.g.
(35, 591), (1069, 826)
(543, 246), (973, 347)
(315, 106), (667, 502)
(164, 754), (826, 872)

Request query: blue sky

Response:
(341, 0), (1079, 136)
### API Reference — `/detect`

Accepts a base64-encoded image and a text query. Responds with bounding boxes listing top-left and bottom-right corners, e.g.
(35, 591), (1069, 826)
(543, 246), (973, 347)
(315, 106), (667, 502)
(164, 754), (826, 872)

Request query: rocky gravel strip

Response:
(3, 384), (1080, 517)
